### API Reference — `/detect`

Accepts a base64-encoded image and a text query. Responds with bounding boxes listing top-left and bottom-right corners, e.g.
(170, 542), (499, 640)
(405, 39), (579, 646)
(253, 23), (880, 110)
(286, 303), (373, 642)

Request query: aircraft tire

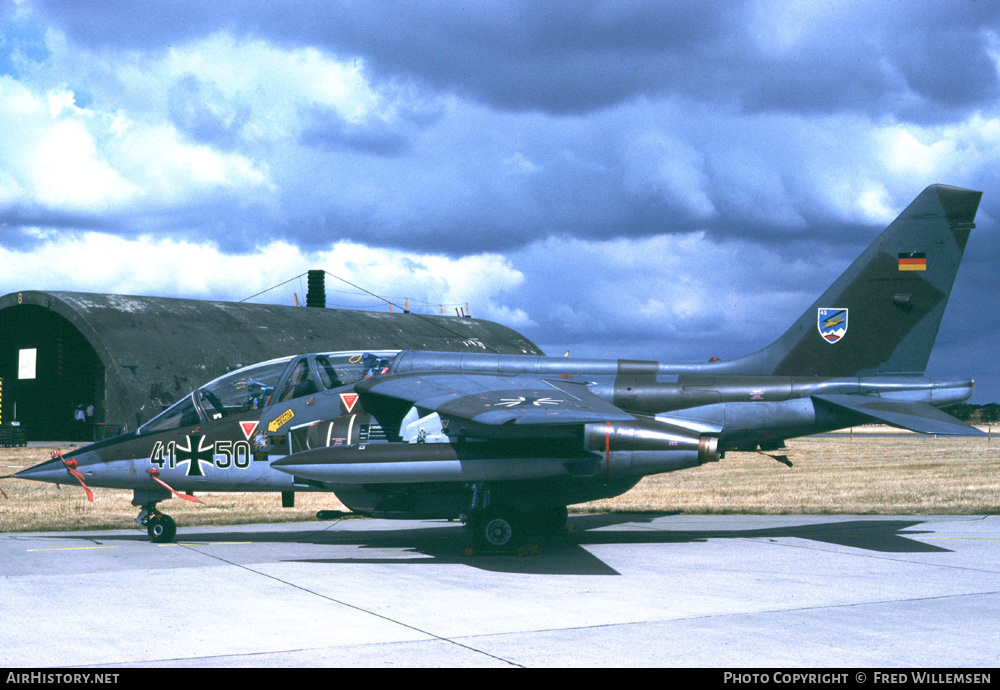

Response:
(469, 512), (520, 549)
(147, 515), (177, 543)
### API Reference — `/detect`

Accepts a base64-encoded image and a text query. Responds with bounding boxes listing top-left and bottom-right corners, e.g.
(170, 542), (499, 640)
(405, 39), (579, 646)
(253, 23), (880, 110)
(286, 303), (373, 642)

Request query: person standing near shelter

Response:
(74, 404), (87, 441)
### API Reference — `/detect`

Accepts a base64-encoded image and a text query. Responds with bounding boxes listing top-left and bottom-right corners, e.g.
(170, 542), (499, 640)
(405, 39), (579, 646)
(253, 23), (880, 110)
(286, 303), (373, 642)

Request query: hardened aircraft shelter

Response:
(0, 290), (540, 441)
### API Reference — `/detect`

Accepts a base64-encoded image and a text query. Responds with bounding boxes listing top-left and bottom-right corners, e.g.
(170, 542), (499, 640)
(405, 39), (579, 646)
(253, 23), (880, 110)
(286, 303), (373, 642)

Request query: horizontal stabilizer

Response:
(813, 394), (985, 436)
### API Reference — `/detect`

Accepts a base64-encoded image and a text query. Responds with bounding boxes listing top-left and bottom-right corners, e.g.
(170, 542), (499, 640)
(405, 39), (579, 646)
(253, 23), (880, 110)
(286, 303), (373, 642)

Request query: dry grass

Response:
(1, 430), (997, 533)
(580, 432), (1000, 515)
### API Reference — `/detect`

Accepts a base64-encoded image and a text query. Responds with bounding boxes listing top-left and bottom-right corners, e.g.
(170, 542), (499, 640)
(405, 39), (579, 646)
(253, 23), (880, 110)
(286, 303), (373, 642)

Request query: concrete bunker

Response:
(0, 290), (540, 441)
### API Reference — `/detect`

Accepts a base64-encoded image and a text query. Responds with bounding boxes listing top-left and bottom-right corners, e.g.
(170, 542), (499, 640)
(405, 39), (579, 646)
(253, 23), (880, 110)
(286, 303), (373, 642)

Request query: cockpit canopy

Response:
(139, 351), (397, 435)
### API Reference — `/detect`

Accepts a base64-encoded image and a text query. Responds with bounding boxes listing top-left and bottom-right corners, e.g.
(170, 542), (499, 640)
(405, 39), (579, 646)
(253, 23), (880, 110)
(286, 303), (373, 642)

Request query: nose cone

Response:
(14, 456), (72, 484)
(14, 450), (101, 485)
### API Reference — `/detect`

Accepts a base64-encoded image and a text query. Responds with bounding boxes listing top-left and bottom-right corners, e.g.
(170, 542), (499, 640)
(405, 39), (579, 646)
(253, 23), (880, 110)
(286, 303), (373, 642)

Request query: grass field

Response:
(1, 430), (997, 534)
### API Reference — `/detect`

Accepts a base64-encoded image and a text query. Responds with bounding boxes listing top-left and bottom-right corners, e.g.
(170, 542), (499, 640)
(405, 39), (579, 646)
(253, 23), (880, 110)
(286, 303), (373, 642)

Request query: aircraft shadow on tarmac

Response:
(289, 515), (952, 575)
(52, 514), (953, 576)
(36, 514), (951, 576)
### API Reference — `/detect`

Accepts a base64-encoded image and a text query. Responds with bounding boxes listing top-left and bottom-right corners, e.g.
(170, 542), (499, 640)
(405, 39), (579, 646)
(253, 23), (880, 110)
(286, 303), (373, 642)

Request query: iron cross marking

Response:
(174, 434), (215, 477)
(491, 396), (565, 408)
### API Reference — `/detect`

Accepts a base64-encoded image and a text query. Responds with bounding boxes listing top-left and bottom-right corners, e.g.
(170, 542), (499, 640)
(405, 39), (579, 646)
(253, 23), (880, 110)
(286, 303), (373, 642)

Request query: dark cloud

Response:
(888, 26), (1000, 121)
(28, 0), (225, 52)
(168, 75), (250, 151)
(31, 1), (1000, 120)
(298, 105), (410, 157)
(0, 204), (132, 241)
(0, 190), (278, 252)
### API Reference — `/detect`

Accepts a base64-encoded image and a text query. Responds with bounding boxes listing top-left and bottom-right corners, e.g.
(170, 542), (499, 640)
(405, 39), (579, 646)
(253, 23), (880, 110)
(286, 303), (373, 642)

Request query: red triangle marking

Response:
(340, 393), (359, 413)
(240, 420), (259, 441)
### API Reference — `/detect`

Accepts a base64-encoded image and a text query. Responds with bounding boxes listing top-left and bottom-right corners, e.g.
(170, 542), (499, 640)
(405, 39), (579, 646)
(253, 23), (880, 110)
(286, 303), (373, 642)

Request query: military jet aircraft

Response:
(11, 184), (986, 548)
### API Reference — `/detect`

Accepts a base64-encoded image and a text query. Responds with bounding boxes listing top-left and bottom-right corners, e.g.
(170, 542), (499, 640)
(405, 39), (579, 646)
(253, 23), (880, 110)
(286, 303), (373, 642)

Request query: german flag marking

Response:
(898, 252), (926, 271)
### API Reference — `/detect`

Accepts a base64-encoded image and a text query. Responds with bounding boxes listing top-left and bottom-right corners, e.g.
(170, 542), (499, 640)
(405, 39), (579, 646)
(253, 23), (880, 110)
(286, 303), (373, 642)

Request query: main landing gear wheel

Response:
(483, 515), (514, 547)
(468, 512), (520, 549)
(467, 506), (571, 550)
(146, 514), (177, 543)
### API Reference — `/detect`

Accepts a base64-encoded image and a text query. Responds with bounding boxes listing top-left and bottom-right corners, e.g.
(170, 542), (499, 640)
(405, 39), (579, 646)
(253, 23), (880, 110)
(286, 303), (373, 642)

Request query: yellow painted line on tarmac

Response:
(28, 546), (115, 552)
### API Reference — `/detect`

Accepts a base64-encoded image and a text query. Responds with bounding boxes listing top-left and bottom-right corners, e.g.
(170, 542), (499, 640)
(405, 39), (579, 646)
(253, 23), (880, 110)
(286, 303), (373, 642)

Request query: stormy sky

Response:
(1, 1), (999, 402)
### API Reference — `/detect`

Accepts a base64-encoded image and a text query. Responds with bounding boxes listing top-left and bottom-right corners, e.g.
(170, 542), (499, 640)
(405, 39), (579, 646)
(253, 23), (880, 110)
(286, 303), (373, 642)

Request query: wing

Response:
(813, 394), (985, 436)
(355, 372), (634, 439)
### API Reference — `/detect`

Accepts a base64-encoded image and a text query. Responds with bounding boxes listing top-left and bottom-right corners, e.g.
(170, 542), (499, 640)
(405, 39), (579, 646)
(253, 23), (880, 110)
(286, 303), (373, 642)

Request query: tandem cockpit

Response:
(138, 351), (399, 436)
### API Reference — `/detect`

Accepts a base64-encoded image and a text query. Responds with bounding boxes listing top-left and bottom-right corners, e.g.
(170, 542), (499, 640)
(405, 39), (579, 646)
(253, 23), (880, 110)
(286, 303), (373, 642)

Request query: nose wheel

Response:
(137, 506), (177, 543)
(146, 514), (177, 543)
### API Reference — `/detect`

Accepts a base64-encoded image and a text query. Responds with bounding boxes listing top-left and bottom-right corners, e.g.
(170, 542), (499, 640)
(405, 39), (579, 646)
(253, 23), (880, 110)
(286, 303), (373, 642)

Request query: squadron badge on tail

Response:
(818, 308), (848, 343)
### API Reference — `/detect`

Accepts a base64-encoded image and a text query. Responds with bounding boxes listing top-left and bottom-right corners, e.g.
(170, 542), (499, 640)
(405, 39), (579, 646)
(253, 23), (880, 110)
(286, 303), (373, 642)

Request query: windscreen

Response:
(275, 358), (320, 403)
(314, 352), (397, 389)
(197, 357), (293, 420)
(314, 354), (365, 388)
(140, 394), (201, 434)
(139, 356), (293, 434)
(272, 352), (399, 403)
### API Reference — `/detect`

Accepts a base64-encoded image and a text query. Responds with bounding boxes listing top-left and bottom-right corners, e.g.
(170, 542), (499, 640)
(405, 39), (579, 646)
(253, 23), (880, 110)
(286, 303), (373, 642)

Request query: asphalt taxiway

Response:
(1, 514), (997, 667)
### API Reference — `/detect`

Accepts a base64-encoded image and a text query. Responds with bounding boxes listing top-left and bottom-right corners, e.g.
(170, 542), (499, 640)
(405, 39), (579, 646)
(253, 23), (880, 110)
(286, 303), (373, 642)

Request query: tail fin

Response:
(732, 184), (981, 376)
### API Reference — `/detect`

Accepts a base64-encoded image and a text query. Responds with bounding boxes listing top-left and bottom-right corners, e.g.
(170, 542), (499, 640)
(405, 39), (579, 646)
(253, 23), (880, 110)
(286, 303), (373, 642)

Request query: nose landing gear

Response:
(132, 474), (203, 543)
(135, 505), (177, 543)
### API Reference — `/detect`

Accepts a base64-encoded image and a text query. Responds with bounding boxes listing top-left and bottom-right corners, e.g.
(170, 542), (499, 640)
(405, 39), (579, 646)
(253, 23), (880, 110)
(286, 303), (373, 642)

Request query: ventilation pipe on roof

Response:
(306, 270), (325, 308)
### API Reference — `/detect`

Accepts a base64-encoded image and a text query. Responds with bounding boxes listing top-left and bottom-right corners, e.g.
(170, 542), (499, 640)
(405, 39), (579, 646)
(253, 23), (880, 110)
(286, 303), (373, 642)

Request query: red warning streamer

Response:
(147, 469), (204, 504)
(55, 452), (94, 503)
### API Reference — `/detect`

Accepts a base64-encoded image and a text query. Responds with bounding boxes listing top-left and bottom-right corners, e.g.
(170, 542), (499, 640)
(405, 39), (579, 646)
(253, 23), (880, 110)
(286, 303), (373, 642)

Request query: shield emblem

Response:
(817, 308), (848, 344)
